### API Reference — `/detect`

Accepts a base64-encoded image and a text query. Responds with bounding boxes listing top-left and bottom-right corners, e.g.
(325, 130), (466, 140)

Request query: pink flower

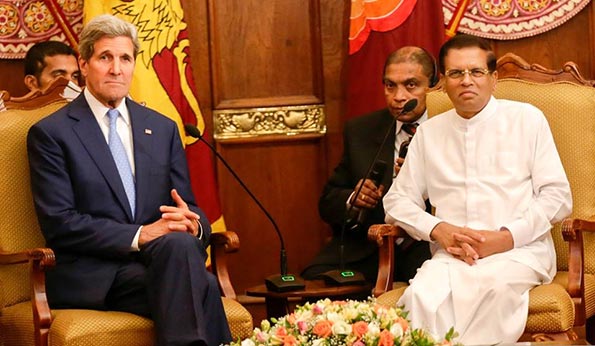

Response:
(297, 321), (308, 334)
(255, 331), (267, 342)
(352, 321), (369, 339)
(313, 304), (323, 314)
(353, 341), (365, 346)
(378, 329), (394, 346)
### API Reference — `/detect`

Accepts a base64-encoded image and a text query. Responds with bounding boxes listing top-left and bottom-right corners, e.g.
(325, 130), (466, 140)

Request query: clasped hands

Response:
(430, 222), (514, 265)
(139, 189), (200, 246)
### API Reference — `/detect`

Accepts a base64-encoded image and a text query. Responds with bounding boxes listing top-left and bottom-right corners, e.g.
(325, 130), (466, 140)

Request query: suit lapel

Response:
(373, 109), (396, 188)
(70, 96), (135, 221)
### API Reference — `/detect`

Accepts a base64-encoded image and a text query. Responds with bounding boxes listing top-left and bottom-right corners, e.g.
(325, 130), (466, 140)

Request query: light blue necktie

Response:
(107, 109), (135, 216)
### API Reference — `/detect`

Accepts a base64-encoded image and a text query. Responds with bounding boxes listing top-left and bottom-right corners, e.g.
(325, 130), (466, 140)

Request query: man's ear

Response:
(24, 75), (39, 91)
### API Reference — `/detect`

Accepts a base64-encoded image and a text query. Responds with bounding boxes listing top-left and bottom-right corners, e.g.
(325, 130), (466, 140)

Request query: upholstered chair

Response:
(0, 78), (253, 346)
(368, 53), (595, 342)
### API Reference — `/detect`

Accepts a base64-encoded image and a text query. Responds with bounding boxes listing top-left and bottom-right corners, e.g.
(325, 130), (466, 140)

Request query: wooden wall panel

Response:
(208, 0), (323, 108)
(216, 138), (327, 287)
(491, 3), (595, 80)
(0, 60), (29, 97)
(202, 0), (340, 297)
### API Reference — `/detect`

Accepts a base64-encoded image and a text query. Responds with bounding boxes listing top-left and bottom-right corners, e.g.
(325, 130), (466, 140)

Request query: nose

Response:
(392, 85), (408, 101)
(110, 60), (121, 75)
(461, 72), (473, 85)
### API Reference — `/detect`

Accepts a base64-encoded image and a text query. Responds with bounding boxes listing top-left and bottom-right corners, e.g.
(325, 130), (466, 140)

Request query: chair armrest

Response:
(562, 217), (595, 325)
(210, 231), (240, 299)
(367, 224), (405, 297)
(0, 247), (55, 346)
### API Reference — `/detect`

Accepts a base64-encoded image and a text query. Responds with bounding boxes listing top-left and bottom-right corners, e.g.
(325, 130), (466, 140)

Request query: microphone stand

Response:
(319, 98), (418, 286)
(184, 124), (305, 292)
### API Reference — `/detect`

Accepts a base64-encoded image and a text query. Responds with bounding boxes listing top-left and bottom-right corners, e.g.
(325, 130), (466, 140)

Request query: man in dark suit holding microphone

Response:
(302, 47), (435, 283)
(27, 14), (230, 346)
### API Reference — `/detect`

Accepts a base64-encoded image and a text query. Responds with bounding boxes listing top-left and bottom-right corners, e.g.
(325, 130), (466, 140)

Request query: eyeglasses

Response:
(444, 68), (491, 80)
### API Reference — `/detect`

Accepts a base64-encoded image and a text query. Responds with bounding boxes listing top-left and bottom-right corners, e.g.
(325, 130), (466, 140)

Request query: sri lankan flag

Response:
(84, 1), (226, 234)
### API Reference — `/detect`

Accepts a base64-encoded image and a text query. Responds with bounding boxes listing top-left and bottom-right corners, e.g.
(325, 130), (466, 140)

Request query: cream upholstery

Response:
(0, 78), (253, 346)
(369, 53), (595, 341)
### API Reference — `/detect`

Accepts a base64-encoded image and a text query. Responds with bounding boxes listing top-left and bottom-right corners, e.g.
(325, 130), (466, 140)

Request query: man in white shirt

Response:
(383, 34), (572, 344)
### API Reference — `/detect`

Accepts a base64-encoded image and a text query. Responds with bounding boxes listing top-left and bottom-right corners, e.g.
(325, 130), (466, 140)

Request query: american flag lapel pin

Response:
(145, 129), (152, 135)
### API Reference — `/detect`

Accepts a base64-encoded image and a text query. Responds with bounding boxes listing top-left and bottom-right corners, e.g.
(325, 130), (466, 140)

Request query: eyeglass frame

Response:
(444, 68), (492, 80)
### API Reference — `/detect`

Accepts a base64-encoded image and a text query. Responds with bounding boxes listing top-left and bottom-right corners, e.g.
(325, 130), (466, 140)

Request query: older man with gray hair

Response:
(27, 14), (231, 346)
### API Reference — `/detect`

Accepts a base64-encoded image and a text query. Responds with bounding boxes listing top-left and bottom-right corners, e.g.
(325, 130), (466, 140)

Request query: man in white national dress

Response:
(383, 34), (572, 345)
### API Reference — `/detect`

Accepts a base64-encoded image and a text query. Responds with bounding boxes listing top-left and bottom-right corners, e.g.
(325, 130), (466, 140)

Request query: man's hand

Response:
(394, 157), (405, 177)
(451, 228), (514, 259)
(139, 189), (200, 246)
(350, 179), (384, 209)
(430, 223), (485, 265)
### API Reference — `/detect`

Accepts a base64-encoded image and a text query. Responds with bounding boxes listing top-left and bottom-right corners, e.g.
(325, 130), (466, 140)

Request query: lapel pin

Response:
(145, 129), (152, 135)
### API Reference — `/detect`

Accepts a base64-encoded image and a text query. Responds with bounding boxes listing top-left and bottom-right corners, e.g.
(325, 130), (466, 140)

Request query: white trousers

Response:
(398, 255), (541, 345)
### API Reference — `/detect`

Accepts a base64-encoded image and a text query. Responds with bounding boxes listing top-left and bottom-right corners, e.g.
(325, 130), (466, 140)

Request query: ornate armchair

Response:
(0, 78), (253, 345)
(368, 53), (595, 342)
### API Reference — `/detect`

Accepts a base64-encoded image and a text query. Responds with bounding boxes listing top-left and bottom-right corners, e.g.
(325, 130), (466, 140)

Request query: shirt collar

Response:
(84, 88), (131, 126)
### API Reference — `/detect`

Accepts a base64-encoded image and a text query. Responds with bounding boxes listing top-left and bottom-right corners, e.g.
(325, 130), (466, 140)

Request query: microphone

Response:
(349, 160), (387, 229)
(184, 124), (305, 292)
(319, 98), (418, 286)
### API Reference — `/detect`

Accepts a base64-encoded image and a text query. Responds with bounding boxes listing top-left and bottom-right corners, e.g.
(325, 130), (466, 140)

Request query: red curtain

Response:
(346, 0), (445, 119)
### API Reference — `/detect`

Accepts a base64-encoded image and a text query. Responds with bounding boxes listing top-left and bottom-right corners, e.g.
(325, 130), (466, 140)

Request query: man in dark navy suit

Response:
(27, 14), (230, 346)
(302, 47), (435, 283)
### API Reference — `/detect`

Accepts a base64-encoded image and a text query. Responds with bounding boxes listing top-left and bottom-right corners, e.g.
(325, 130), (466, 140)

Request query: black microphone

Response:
(184, 124), (305, 292)
(350, 160), (387, 228)
(319, 98), (418, 286)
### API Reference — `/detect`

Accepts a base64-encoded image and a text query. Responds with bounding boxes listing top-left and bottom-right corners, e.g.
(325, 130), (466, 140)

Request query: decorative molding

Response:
(213, 104), (326, 140)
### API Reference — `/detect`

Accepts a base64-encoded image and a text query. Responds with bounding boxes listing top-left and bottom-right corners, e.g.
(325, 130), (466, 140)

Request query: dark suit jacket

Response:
(314, 109), (396, 266)
(306, 108), (430, 282)
(27, 94), (210, 309)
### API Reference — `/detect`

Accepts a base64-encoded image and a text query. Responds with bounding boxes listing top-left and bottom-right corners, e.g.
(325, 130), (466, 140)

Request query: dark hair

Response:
(24, 41), (77, 78)
(383, 46), (438, 87)
(438, 34), (496, 74)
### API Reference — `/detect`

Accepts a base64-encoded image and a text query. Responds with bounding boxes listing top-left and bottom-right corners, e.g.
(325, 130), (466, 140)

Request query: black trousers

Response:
(105, 232), (232, 346)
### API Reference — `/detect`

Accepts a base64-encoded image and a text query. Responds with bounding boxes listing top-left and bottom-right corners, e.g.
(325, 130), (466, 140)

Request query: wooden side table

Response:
(246, 279), (372, 319)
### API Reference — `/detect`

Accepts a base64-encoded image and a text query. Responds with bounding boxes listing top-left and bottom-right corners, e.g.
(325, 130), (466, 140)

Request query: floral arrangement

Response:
(230, 298), (458, 346)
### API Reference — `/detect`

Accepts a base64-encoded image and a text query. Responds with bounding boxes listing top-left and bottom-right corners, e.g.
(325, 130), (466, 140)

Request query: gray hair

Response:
(78, 14), (140, 61)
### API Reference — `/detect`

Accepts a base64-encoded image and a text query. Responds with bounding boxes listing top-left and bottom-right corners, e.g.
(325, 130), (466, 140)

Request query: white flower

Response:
(390, 322), (404, 338)
(331, 320), (351, 335)
(367, 322), (381, 336)
(240, 339), (255, 346)
(325, 312), (342, 323)
(312, 338), (327, 346)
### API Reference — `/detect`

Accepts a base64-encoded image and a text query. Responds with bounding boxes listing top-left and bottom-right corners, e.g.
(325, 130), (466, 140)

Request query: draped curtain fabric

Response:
(443, 0), (592, 40)
(0, 0), (82, 59)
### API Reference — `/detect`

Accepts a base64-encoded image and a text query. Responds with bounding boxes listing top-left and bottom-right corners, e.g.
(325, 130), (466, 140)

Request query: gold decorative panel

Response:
(213, 104), (326, 140)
